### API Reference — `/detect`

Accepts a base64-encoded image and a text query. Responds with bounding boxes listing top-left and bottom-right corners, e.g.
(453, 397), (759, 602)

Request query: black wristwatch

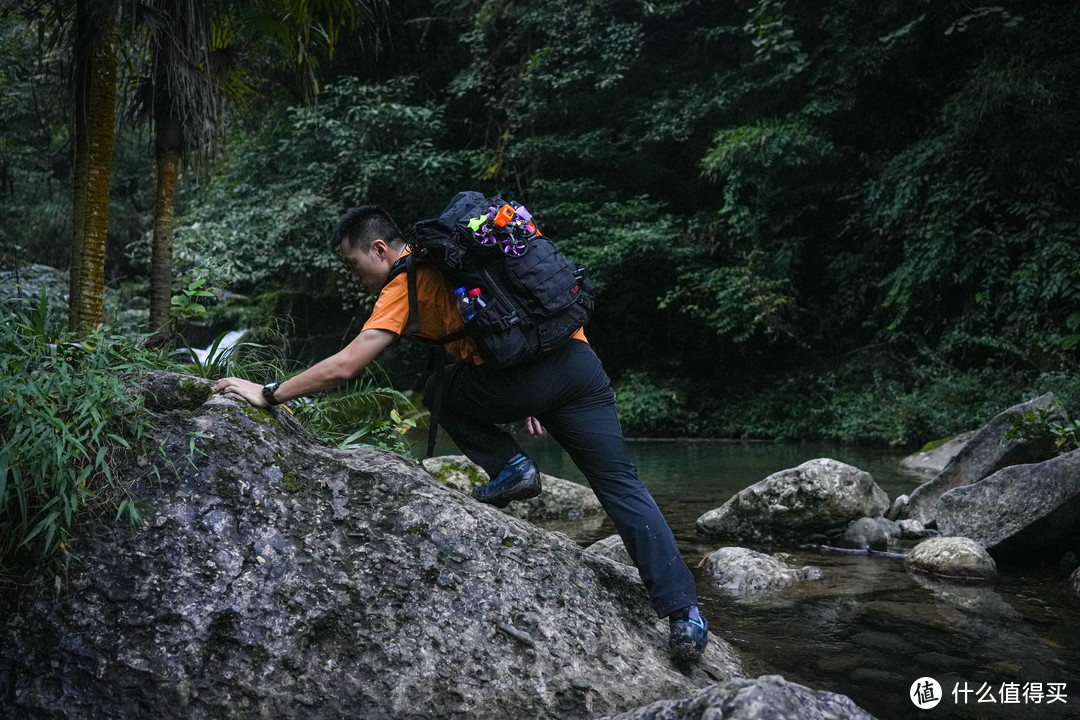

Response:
(262, 381), (282, 406)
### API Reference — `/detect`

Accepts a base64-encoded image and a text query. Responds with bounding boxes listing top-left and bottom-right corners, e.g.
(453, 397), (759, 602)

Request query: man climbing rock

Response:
(214, 200), (709, 663)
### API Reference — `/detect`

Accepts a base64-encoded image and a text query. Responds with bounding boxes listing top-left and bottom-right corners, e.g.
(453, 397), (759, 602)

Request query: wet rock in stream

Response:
(600, 675), (879, 720)
(934, 447), (1080, 560)
(699, 547), (821, 594)
(695, 458), (890, 544)
(900, 393), (1066, 525)
(905, 536), (998, 581)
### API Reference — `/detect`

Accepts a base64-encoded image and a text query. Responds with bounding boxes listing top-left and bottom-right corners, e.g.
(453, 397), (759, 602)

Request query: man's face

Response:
(340, 239), (389, 293)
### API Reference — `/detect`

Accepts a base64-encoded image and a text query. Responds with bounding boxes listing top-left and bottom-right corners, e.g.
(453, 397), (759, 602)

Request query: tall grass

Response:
(0, 286), (430, 579)
(0, 288), (161, 574)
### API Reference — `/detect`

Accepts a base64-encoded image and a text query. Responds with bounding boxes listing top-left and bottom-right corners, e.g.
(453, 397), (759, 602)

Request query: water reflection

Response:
(700, 550), (1079, 719)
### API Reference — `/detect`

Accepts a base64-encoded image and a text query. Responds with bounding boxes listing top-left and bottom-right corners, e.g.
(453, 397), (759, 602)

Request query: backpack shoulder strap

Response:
(385, 255), (409, 285)
(384, 254), (421, 337)
(405, 254), (420, 337)
(386, 253), (476, 345)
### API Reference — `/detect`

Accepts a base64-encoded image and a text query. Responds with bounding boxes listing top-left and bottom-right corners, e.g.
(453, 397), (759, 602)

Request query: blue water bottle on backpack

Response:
(454, 286), (475, 322)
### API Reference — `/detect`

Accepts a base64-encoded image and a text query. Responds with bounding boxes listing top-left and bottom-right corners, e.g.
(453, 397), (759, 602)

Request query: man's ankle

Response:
(669, 605), (702, 624)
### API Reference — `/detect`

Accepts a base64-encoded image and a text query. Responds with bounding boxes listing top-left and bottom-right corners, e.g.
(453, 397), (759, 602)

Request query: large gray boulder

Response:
(899, 430), (976, 476)
(696, 459), (890, 544)
(423, 454), (603, 522)
(902, 394), (1065, 524)
(601, 675), (878, 720)
(700, 547), (821, 593)
(904, 537), (998, 581)
(935, 448), (1080, 559)
(0, 371), (740, 720)
(586, 534), (634, 566)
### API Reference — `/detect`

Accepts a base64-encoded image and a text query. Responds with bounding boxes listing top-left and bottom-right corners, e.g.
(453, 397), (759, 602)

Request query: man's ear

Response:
(370, 239), (388, 258)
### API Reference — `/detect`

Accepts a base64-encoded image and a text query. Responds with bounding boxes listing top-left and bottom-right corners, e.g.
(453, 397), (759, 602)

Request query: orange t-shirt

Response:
(362, 253), (586, 364)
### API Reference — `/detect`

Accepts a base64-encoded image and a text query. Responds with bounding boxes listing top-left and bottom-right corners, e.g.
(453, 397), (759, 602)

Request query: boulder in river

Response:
(700, 547), (821, 593)
(896, 518), (933, 540)
(696, 459), (890, 544)
(586, 534), (634, 566)
(899, 430), (977, 476)
(935, 447), (1080, 560)
(904, 536), (998, 581)
(839, 516), (902, 551)
(0, 371), (741, 720)
(902, 394), (1066, 525)
(884, 493), (908, 521)
(600, 674), (878, 720)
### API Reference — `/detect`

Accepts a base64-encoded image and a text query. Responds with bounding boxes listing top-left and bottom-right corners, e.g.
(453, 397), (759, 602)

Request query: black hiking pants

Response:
(427, 339), (698, 618)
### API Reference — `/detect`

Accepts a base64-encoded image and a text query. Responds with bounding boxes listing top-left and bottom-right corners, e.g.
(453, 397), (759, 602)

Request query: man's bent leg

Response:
(434, 343), (706, 659)
(540, 398), (698, 618)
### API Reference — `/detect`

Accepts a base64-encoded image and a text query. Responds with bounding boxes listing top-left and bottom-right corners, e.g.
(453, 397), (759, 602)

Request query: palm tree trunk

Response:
(149, 150), (180, 341)
(147, 9), (187, 346)
(70, 0), (120, 334)
(70, 1), (92, 322)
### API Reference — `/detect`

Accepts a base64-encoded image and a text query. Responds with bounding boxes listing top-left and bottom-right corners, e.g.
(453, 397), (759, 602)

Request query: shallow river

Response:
(459, 436), (1080, 720)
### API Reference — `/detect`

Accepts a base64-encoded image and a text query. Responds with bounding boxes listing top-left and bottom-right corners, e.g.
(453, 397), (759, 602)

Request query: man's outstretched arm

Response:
(214, 328), (398, 408)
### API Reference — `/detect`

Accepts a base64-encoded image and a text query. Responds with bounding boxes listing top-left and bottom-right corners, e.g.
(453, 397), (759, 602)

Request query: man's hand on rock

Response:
(525, 416), (544, 436)
(214, 377), (269, 408)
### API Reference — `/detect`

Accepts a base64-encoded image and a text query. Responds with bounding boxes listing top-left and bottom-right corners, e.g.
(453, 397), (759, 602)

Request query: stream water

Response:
(441, 435), (1080, 720)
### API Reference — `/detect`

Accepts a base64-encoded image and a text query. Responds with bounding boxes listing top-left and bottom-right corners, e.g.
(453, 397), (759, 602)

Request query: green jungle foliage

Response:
(291, 374), (424, 458)
(0, 13), (156, 284)
(0, 291), (161, 574)
(0, 15), (71, 271)
(1005, 400), (1080, 456)
(3, 0), (1079, 447)
(174, 77), (478, 290)
(0, 286), (423, 576)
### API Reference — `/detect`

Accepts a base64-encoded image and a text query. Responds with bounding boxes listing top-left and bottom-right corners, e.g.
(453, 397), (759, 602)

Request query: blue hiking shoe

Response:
(471, 455), (541, 508)
(669, 607), (709, 663)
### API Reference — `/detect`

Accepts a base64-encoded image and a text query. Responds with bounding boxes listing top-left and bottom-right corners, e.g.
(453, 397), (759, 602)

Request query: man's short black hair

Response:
(332, 205), (407, 252)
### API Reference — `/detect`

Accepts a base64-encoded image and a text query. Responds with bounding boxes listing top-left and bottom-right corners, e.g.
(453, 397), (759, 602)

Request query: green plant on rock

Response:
(1005, 400), (1080, 456)
(1050, 418), (1080, 454)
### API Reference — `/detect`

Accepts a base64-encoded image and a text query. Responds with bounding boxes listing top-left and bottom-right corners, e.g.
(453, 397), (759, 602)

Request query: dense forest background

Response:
(3, 0), (1079, 447)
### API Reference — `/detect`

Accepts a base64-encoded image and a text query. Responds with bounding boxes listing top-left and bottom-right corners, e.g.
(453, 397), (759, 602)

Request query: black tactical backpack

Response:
(388, 190), (595, 369)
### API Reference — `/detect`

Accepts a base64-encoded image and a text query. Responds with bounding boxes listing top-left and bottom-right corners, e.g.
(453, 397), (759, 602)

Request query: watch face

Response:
(263, 382), (280, 404)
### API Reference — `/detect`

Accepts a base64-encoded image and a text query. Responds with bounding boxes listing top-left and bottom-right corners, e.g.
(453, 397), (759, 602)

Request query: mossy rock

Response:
(242, 405), (283, 429)
(916, 435), (957, 454)
(143, 371), (214, 411)
(423, 455), (488, 492)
